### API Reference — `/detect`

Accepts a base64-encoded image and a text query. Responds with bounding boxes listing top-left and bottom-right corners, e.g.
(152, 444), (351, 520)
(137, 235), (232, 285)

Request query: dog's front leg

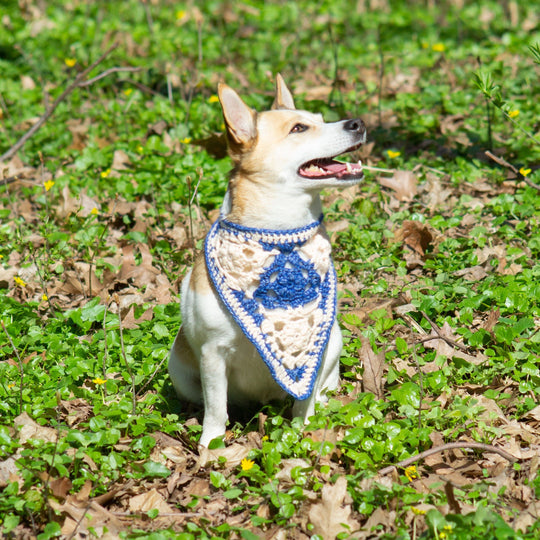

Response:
(292, 321), (342, 423)
(199, 345), (229, 447)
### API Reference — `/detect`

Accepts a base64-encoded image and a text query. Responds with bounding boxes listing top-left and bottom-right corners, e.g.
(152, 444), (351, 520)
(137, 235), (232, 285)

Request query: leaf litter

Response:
(1, 2), (540, 538)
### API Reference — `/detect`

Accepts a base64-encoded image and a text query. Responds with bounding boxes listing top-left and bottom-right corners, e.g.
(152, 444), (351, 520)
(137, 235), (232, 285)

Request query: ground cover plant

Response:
(0, 0), (539, 538)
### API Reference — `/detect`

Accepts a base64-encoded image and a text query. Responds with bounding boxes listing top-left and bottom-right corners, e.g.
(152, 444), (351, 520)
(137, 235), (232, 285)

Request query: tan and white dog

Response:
(169, 75), (366, 447)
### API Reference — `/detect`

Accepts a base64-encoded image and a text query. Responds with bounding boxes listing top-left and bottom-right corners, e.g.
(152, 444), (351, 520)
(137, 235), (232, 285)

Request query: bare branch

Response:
(485, 151), (540, 191)
(77, 66), (141, 88)
(378, 441), (518, 476)
(0, 43), (119, 163)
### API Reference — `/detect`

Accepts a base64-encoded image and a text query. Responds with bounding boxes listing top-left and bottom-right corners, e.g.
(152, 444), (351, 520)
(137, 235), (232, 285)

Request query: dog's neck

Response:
(224, 173), (323, 230)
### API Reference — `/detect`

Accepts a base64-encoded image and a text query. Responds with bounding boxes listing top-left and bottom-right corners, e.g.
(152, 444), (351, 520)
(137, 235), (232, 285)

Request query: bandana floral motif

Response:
(204, 216), (336, 400)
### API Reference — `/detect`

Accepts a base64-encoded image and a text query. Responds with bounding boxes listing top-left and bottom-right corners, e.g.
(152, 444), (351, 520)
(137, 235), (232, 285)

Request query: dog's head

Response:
(218, 75), (366, 190)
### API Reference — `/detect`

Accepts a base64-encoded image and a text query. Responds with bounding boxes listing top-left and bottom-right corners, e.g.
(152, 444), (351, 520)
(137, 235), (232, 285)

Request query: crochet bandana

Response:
(205, 216), (336, 400)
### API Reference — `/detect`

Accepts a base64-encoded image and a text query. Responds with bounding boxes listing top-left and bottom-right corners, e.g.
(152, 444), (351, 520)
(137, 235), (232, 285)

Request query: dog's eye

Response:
(290, 123), (308, 134)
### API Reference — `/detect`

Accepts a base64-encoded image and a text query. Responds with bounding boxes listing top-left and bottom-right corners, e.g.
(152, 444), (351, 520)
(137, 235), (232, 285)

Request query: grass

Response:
(0, 0), (539, 538)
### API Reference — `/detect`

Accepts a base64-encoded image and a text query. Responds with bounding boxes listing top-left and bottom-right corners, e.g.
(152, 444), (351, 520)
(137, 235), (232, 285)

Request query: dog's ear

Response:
(271, 73), (296, 110)
(218, 83), (257, 145)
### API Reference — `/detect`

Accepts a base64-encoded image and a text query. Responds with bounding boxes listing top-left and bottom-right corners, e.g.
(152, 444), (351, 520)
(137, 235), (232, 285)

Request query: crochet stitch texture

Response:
(205, 216), (336, 400)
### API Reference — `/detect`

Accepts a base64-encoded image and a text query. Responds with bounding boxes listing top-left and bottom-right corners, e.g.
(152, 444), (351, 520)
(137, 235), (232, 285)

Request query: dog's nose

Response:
(344, 118), (366, 134)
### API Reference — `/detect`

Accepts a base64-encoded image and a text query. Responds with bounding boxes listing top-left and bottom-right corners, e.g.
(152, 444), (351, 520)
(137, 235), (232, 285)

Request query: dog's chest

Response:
(205, 217), (337, 400)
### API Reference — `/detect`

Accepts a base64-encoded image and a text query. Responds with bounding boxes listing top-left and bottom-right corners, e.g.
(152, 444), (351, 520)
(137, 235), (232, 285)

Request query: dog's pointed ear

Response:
(218, 83), (257, 145)
(271, 73), (296, 110)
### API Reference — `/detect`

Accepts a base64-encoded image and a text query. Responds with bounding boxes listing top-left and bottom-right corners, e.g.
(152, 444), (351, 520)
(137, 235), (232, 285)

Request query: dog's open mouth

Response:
(298, 145), (364, 181)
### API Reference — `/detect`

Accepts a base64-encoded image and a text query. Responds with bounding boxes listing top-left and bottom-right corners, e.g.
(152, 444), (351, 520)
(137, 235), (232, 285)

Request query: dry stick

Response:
(485, 150), (540, 192)
(421, 311), (469, 352)
(1, 321), (24, 415)
(378, 441), (517, 476)
(115, 294), (137, 416)
(77, 66), (141, 88)
(0, 42), (118, 163)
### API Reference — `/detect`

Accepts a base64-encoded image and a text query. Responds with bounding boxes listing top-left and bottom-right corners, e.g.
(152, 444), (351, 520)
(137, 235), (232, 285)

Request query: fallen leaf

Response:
(379, 170), (418, 201)
(309, 476), (359, 539)
(129, 488), (176, 514)
(361, 339), (385, 399)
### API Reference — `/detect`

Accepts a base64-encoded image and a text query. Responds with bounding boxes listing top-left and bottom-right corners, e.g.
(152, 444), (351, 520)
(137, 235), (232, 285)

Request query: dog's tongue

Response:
(300, 159), (362, 178)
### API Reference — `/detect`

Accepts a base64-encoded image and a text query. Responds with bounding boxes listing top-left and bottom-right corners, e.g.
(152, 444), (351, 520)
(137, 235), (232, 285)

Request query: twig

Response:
(421, 311), (469, 352)
(378, 441), (518, 476)
(0, 43), (118, 162)
(362, 165), (395, 174)
(77, 66), (141, 87)
(1, 321), (24, 415)
(377, 25), (384, 127)
(114, 294), (137, 416)
(485, 150), (540, 192)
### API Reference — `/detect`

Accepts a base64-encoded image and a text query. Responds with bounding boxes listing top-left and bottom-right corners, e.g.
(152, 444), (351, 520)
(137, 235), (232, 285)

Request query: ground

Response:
(0, 1), (539, 539)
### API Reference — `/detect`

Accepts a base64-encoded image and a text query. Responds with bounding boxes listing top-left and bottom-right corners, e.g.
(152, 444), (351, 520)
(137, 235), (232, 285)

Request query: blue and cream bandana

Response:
(204, 215), (336, 400)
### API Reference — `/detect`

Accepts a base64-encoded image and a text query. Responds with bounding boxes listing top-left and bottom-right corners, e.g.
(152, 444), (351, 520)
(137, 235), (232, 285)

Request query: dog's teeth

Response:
(357, 159), (362, 167)
(346, 162), (352, 172)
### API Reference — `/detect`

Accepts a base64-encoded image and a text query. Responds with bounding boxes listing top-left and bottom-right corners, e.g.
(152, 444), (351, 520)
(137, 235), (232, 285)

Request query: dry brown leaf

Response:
(275, 458), (311, 487)
(395, 220), (433, 257)
(361, 339), (385, 399)
(198, 442), (251, 468)
(379, 170), (418, 201)
(14, 412), (58, 444)
(129, 488), (176, 514)
(309, 476), (359, 539)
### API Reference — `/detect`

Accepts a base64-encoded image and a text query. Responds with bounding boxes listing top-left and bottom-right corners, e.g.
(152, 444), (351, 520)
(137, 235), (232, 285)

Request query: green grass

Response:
(0, 0), (539, 538)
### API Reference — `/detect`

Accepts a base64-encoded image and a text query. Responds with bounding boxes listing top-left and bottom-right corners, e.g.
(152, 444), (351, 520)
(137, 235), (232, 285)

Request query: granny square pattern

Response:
(204, 216), (336, 400)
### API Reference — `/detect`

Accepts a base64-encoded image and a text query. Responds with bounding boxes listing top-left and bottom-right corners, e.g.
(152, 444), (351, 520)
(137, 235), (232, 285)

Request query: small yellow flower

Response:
(411, 506), (426, 515)
(44, 180), (55, 191)
(65, 58), (77, 67)
(176, 10), (186, 20)
(123, 88), (133, 96)
(93, 377), (107, 385)
(432, 43), (445, 52)
(520, 167), (531, 177)
(181, 137), (192, 144)
(261, 435), (269, 442)
(14, 276), (26, 287)
(404, 465), (418, 481)
(220, 122), (225, 131)
(240, 458), (254, 471)
(508, 110), (520, 119)
(41, 294), (48, 302)
(100, 169), (110, 178)
(0, 254), (3, 258)
(208, 95), (220, 104)
(387, 150), (401, 159)
(90, 207), (98, 215)
(443, 525), (453, 532)
(439, 533), (447, 539)
(137, 145), (144, 153)
(7, 383), (15, 389)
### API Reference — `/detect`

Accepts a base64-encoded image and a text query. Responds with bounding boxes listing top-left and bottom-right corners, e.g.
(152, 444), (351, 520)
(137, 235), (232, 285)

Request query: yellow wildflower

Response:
(439, 533), (447, 539)
(14, 276), (26, 287)
(64, 58), (77, 67)
(92, 377), (107, 385)
(123, 88), (133, 96)
(101, 169), (110, 178)
(240, 458), (255, 471)
(508, 110), (519, 119)
(208, 95), (219, 104)
(7, 383), (15, 389)
(404, 465), (418, 481)
(41, 294), (48, 302)
(411, 506), (426, 515)
(432, 43), (445, 52)
(387, 150), (401, 159)
(520, 167), (531, 177)
(176, 10), (186, 20)
(181, 137), (192, 144)
(90, 207), (99, 215)
(44, 180), (55, 191)
(137, 145), (144, 153)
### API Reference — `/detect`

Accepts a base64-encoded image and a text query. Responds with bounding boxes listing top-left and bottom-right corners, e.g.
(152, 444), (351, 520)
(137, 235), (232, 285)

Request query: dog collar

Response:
(204, 215), (336, 400)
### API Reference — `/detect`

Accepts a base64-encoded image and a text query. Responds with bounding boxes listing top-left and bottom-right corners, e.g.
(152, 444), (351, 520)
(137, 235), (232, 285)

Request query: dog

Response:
(169, 75), (366, 447)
